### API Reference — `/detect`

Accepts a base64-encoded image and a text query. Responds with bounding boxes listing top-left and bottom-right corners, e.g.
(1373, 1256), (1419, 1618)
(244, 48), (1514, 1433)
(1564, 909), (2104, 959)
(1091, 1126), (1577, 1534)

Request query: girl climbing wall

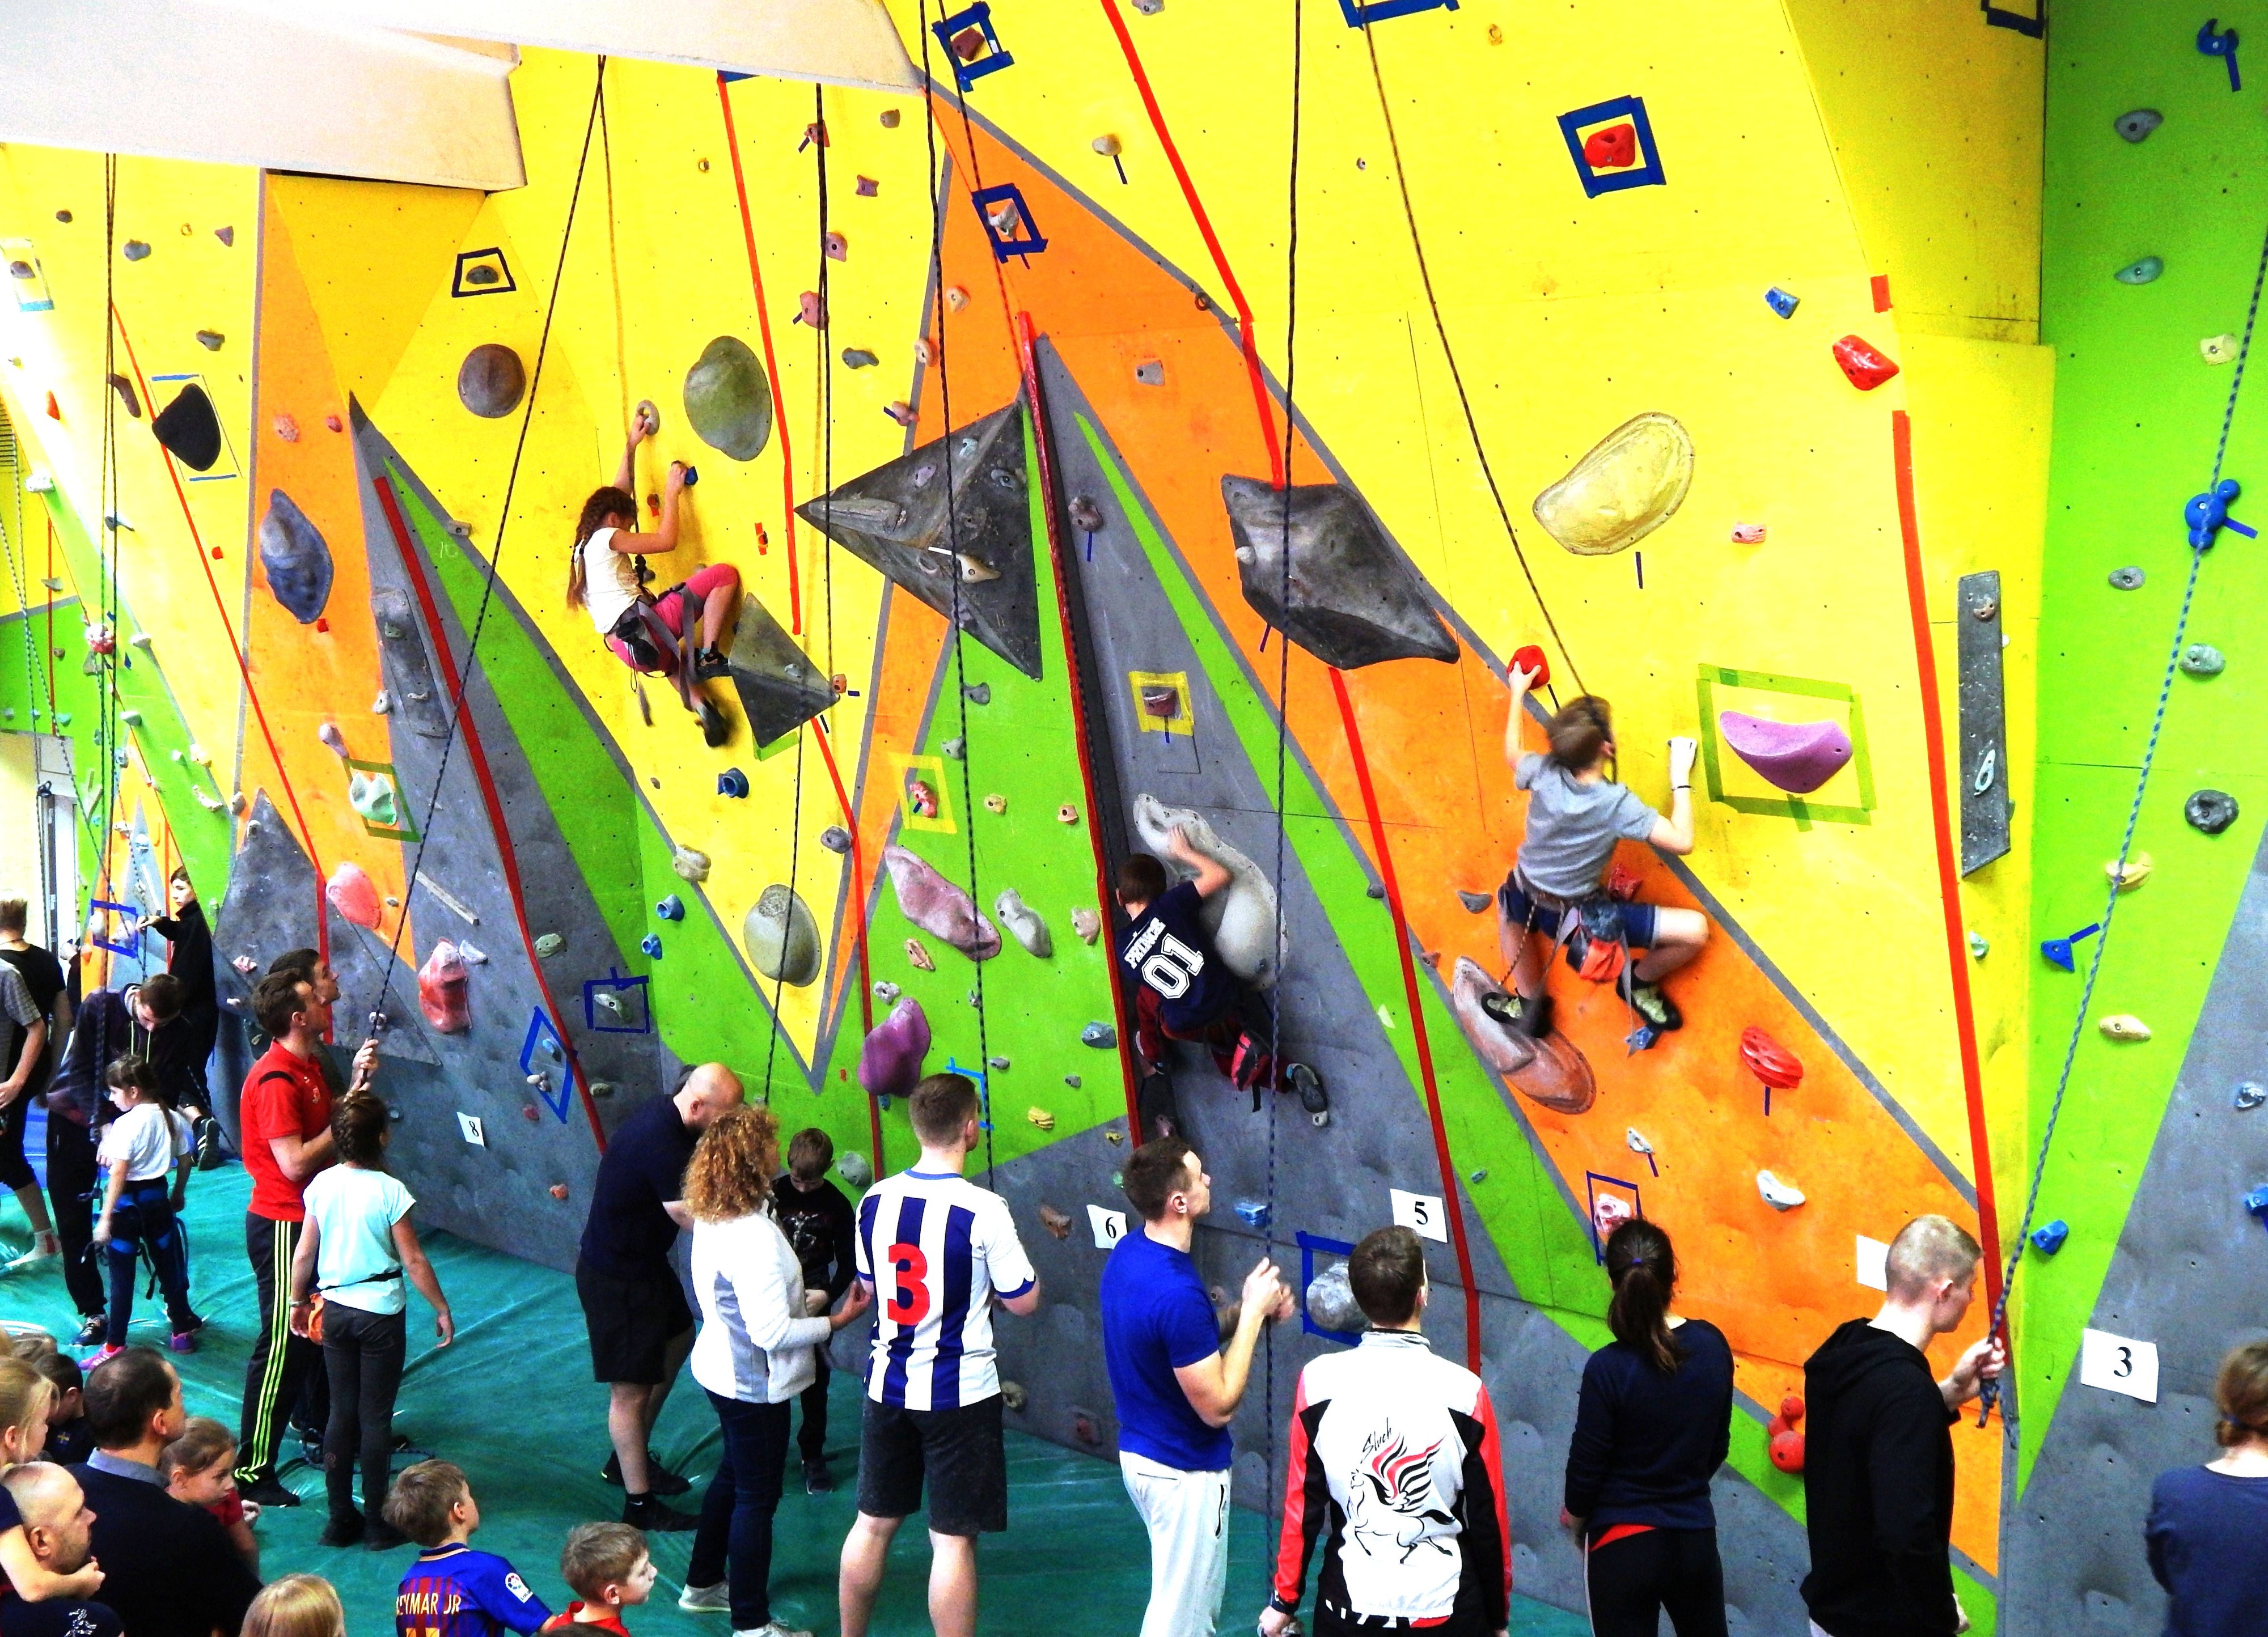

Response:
(1493, 662), (1707, 1047)
(567, 405), (741, 747)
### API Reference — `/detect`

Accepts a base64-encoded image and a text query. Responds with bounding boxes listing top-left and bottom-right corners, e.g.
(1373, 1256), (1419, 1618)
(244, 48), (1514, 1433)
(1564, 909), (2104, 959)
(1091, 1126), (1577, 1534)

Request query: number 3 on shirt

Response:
(885, 1241), (930, 1323)
(1141, 933), (1204, 999)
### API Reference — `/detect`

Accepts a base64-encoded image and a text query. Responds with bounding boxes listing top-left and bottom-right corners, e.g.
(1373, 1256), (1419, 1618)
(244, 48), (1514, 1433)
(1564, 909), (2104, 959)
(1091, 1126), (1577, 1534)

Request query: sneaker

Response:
(78, 1343), (122, 1369)
(802, 1458), (833, 1494)
(1626, 981), (1682, 1032)
(1285, 1063), (1330, 1128)
(5, 1232), (60, 1271)
(365, 1516), (409, 1551)
(194, 1116), (225, 1171)
(623, 1496), (701, 1533)
(167, 1328), (197, 1354)
(70, 1313), (105, 1347)
(601, 1451), (692, 1497)
(733, 1625), (811, 1637)
(692, 646), (731, 681)
(239, 1478), (303, 1509)
(679, 1583), (731, 1614)
(317, 1512), (365, 1548)
(297, 1427), (323, 1463)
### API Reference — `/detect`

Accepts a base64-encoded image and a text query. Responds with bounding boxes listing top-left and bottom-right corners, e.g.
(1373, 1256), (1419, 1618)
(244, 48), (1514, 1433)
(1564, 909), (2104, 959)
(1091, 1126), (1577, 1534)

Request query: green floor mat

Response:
(0, 1165), (1583, 1635)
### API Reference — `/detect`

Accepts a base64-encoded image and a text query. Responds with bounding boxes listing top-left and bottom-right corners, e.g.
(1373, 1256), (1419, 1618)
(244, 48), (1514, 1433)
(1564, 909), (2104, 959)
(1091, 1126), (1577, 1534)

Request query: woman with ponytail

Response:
(1563, 1218), (1733, 1636)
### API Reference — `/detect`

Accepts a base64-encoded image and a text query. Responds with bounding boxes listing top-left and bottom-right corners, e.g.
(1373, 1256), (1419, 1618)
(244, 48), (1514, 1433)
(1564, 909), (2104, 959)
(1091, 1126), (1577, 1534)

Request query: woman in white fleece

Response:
(679, 1105), (870, 1637)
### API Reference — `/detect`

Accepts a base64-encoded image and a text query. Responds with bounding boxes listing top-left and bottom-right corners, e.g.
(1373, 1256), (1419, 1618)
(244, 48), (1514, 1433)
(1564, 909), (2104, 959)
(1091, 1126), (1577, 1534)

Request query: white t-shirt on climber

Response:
(580, 527), (644, 633)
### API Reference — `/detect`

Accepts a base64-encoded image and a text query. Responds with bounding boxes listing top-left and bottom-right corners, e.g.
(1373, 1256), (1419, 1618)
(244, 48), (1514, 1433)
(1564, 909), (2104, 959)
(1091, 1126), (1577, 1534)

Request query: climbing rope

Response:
(1979, 211), (2268, 1427)
(0, 410), (58, 941)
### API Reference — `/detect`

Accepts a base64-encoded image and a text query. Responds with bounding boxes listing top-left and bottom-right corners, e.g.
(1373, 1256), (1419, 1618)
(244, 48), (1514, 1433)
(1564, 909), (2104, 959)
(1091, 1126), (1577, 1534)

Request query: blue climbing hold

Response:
(2114, 256), (2164, 286)
(1233, 1199), (1271, 1229)
(2199, 18), (2242, 91)
(2030, 1219), (2069, 1256)
(2236, 1081), (2267, 1110)
(2040, 922), (2101, 973)
(1763, 287), (1799, 319)
(2186, 479), (2257, 549)
(640, 933), (663, 959)
(1080, 1021), (1118, 1049)
(717, 768), (750, 798)
(257, 490), (333, 624)
(655, 894), (684, 921)
(2246, 1184), (2268, 1225)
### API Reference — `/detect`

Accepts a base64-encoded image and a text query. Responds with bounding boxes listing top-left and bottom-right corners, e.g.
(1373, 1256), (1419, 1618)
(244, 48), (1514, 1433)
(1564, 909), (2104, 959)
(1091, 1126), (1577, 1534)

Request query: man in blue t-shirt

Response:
(1115, 830), (1328, 1129)
(1101, 1137), (1292, 1637)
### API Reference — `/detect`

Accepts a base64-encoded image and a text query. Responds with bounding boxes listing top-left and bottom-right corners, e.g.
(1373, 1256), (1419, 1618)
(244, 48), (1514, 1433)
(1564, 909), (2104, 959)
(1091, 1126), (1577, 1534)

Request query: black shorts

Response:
(856, 1393), (1006, 1536)
(575, 1258), (693, 1385)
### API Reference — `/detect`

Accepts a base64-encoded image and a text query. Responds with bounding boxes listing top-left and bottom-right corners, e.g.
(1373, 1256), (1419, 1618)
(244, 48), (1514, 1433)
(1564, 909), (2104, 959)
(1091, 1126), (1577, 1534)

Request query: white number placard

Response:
(1088, 1205), (1128, 1251)
(2079, 1328), (2160, 1403)
(1390, 1189), (1449, 1244)
(457, 1113), (485, 1147)
(1855, 1235), (1889, 1292)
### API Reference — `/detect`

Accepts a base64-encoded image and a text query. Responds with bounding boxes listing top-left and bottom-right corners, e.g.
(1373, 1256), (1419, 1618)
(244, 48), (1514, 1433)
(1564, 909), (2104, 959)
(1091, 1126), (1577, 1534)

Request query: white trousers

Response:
(1122, 1452), (1232, 1637)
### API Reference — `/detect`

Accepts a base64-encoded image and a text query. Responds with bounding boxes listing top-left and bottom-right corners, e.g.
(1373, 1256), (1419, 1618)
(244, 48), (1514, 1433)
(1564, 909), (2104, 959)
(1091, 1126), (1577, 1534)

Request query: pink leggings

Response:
(606, 563), (739, 671)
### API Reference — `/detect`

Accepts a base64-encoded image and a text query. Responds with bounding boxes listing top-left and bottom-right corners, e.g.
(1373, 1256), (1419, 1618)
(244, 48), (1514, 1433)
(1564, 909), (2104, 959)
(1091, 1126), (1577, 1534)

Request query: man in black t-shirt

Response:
(577, 1061), (739, 1530)
(773, 1125), (857, 1492)
(0, 896), (66, 1272)
(1115, 827), (1328, 1130)
(0, 1463), (120, 1637)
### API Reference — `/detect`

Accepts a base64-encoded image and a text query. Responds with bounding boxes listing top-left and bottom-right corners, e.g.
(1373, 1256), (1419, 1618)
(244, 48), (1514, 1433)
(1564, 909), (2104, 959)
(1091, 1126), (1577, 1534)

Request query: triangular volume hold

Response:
(797, 398), (1043, 679)
(726, 598), (839, 749)
(1222, 477), (1457, 671)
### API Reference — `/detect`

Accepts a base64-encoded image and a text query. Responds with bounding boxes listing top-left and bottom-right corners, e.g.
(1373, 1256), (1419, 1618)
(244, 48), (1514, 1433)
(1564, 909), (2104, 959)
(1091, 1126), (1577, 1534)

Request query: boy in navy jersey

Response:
(387, 1461), (553, 1637)
(1116, 831), (1328, 1128)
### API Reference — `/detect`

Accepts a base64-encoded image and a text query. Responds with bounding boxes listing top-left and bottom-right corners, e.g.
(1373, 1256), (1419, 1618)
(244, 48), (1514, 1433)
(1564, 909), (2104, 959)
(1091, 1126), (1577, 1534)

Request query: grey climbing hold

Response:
(745, 885), (822, 986)
(797, 399), (1043, 678)
(1470, 1168), (1488, 1184)
(837, 1151), (874, 1189)
(942, 737), (964, 760)
(1233, 1199), (1271, 1229)
(371, 587), (449, 740)
(214, 226), (234, 246)
(152, 385), (223, 473)
(1063, 1074), (1081, 1088)
(1305, 1261), (1363, 1333)
(873, 979), (900, 1004)
(673, 845), (712, 883)
(683, 334), (775, 461)
(1455, 889), (1495, 916)
(964, 682), (991, 705)
(456, 343), (527, 419)
(1069, 495), (1104, 532)
(2187, 788), (2240, 834)
(994, 888), (1052, 957)
(194, 330), (224, 351)
(2235, 1082), (2266, 1110)
(1222, 477), (1457, 670)
(1081, 1021), (1118, 1048)
(1365, 884), (1385, 901)
(841, 349), (879, 369)
(2115, 109), (2163, 142)
(2114, 256), (2164, 286)
(121, 240), (150, 261)
(1967, 930), (1989, 960)
(535, 932), (564, 957)
(2181, 643), (2225, 676)
(2108, 565), (2145, 590)
(725, 599), (837, 749)
(884, 843), (1001, 957)
(819, 826), (852, 855)
(988, 1055), (1010, 1070)
(257, 490), (333, 623)
(372, 691), (391, 714)
(1133, 795), (1280, 987)
(1134, 359), (1166, 386)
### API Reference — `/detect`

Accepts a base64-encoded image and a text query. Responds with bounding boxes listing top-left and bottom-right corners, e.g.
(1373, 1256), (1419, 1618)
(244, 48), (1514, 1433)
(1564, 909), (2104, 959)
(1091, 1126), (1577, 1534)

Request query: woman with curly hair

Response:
(678, 1106), (869, 1637)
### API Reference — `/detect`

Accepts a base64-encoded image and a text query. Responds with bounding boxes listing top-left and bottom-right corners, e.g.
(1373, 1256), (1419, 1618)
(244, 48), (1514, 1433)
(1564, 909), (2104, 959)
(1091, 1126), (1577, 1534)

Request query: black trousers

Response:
(236, 1212), (329, 1485)
(0, 1088), (35, 1193)
(797, 1354), (830, 1461)
(1585, 1526), (1728, 1637)
(44, 1114), (103, 1318)
(322, 1304), (406, 1519)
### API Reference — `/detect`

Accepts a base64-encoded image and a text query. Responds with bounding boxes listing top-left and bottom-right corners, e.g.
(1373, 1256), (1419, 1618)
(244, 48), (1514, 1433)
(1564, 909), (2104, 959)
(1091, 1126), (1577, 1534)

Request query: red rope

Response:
(1328, 668), (1482, 1371)
(1892, 410), (2003, 1313)
(371, 474), (607, 1153)
(110, 304), (328, 969)
(716, 73), (803, 635)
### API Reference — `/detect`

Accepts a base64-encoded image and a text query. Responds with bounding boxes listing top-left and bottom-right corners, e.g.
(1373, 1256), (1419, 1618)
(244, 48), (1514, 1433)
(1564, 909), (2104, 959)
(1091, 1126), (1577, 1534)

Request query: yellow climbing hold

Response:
(2105, 853), (2152, 890)
(984, 793), (1008, 815)
(1026, 1107), (1055, 1131)
(2098, 1014), (2152, 1041)
(1531, 412), (1695, 557)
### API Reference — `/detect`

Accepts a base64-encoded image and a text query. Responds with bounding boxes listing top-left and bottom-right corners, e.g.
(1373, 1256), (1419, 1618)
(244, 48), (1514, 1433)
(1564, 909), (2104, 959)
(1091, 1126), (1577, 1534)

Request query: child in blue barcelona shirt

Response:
(387, 1461), (552, 1637)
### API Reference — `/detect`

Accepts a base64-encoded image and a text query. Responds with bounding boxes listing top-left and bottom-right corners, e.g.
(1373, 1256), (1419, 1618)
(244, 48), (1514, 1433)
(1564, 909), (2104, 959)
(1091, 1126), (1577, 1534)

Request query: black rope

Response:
(95, 155), (122, 916)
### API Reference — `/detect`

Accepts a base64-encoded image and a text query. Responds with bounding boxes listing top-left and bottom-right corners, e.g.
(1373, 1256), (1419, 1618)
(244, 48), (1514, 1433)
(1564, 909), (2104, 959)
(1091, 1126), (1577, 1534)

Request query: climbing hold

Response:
(1739, 1027), (1804, 1094)
(1069, 495), (1104, 532)
(683, 335), (775, 460)
(1455, 889), (1493, 914)
(1132, 796), (1280, 986)
(988, 1055), (1010, 1070)
(797, 290), (827, 328)
(1531, 413), (1694, 558)
(879, 108), (903, 128)
(964, 682), (991, 705)
(1449, 957), (1595, 1113)
(1057, 803), (1080, 825)
(723, 599), (837, 749)
(325, 863), (382, 930)
(2030, 1219), (2070, 1256)
(1365, 884), (1385, 901)
(941, 737), (964, 760)
(983, 792), (1006, 815)
(117, 707), (142, 727)
(1626, 1128), (1655, 1162)
(1026, 1107), (1055, 1131)
(1038, 1204), (1072, 1239)
(1830, 334), (1900, 391)
(2108, 566), (2145, 591)
(2114, 108), (2163, 142)
(673, 845), (712, 883)
(318, 722), (348, 756)
(744, 886), (822, 986)
(372, 691), (391, 715)
(904, 938), (936, 972)
(1222, 477), (1457, 668)
(121, 240), (150, 261)
(1719, 713), (1853, 795)
(548, 1184), (570, 1202)
(2188, 788), (2240, 834)
(1081, 1021), (1118, 1049)
(838, 1151), (874, 1189)
(1968, 931), (1989, 960)
(2235, 1082), (2266, 1110)
(231, 955), (259, 976)
(841, 348), (879, 369)
(2203, 334), (2240, 365)
(2181, 643), (2225, 676)
(1071, 906), (1102, 945)
(228, 792), (247, 815)
(456, 343), (527, 419)
(417, 942), (471, 1033)
(346, 768), (397, 829)
(2199, 17), (2243, 88)
(1133, 359), (1166, 387)
(104, 373), (141, 419)
(873, 980), (900, 1006)
(1756, 1171), (1806, 1211)
(1306, 1261), (1364, 1334)
(1233, 1199), (1271, 1230)
(957, 552), (1000, 584)
(2186, 479), (2254, 549)
(2105, 853), (2153, 890)
(195, 329), (223, 351)
(2098, 1014), (2152, 1041)
(717, 768), (750, 798)
(856, 176), (879, 197)
(2248, 1185), (2268, 1227)
(943, 286), (971, 313)
(1768, 1428), (1805, 1475)
(858, 996), (931, 1100)
(1092, 134), (1123, 157)
(656, 893), (684, 921)
(1763, 286), (1800, 319)
(995, 889), (1052, 957)
(1581, 122), (1637, 168)
(272, 413), (299, 443)
(214, 224), (233, 245)
(2115, 256), (2164, 286)
(640, 933), (663, 959)
(324, 413), (342, 434)
(885, 843), (1001, 959)
(819, 826), (851, 855)
(824, 231), (849, 263)
(258, 490), (334, 623)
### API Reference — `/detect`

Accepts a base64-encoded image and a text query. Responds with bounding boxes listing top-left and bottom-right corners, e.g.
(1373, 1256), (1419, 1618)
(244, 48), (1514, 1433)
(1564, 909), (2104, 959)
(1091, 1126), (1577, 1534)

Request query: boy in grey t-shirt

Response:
(1491, 661), (1707, 1042)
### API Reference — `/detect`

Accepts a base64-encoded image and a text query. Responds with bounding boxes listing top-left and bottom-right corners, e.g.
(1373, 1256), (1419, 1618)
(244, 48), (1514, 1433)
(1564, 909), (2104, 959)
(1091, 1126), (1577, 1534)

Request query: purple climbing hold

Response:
(1719, 712), (1853, 795)
(858, 996), (932, 1100)
(883, 843), (1001, 959)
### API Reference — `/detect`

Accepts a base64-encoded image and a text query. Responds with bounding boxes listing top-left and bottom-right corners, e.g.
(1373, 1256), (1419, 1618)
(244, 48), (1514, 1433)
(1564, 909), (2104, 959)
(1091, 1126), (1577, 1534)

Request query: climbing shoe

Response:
(317, 1511), (365, 1549)
(692, 646), (730, 681)
(1520, 993), (1554, 1040)
(1287, 1062), (1330, 1127)
(624, 1494), (701, 1532)
(696, 699), (730, 748)
(601, 1449), (692, 1496)
(1626, 981), (1682, 1032)
(1478, 990), (1521, 1028)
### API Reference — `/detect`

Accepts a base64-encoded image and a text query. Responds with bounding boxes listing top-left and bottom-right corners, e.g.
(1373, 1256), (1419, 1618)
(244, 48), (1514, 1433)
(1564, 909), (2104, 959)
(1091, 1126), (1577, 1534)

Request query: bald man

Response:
(0, 1463), (120, 1637)
(576, 1062), (742, 1530)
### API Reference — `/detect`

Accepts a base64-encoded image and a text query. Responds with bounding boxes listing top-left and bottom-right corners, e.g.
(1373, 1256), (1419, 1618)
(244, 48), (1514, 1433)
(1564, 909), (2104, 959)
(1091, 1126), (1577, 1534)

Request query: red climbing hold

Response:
(43, 392), (58, 420)
(1512, 643), (1550, 689)
(1740, 1026), (1803, 1090)
(325, 862), (381, 930)
(417, 940), (471, 1034)
(1582, 122), (1638, 169)
(1831, 334), (1900, 391)
(549, 1183), (570, 1200)
(1767, 1393), (1805, 1473)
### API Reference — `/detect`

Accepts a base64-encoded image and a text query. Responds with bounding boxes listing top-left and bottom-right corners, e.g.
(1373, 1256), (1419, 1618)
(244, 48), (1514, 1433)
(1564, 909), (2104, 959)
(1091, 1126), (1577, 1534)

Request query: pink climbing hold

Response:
(1448, 957), (1596, 1114)
(883, 843), (1001, 959)
(418, 940), (471, 1033)
(1719, 711), (1852, 795)
(326, 862), (381, 930)
(1830, 334), (1900, 391)
(858, 996), (932, 1100)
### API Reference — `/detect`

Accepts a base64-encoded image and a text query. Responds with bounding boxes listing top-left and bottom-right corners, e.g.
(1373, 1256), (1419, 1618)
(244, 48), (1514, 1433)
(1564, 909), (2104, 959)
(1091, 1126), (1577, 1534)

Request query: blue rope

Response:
(1980, 210), (2268, 1426)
